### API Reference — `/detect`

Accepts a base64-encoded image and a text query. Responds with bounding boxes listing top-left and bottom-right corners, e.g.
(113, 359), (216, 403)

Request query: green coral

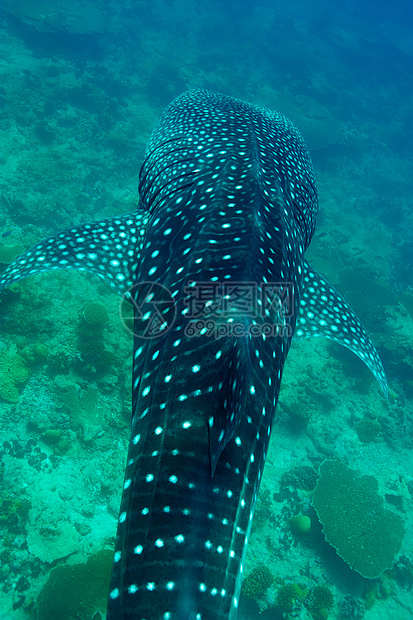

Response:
(0, 492), (31, 527)
(58, 385), (104, 434)
(48, 348), (73, 373)
(276, 583), (306, 611)
(312, 460), (405, 578)
(252, 488), (273, 529)
(281, 465), (318, 491)
(363, 585), (377, 609)
(41, 429), (62, 446)
(0, 243), (26, 263)
(289, 514), (311, 535)
(82, 301), (109, 327)
(312, 585), (334, 609)
(0, 351), (30, 403)
(20, 342), (49, 365)
(77, 336), (116, 371)
(36, 549), (113, 620)
(356, 416), (381, 443)
(54, 438), (71, 455)
(285, 399), (315, 429)
(306, 584), (334, 617)
(77, 304), (116, 374)
(242, 564), (274, 600)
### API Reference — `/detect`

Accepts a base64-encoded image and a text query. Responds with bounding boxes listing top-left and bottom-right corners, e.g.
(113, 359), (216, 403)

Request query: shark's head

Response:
(0, 90), (387, 619)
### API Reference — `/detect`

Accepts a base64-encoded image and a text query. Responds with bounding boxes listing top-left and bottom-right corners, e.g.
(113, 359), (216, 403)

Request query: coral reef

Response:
(82, 301), (109, 327)
(0, 491), (31, 528)
(276, 582), (307, 612)
(289, 514), (312, 535)
(58, 384), (105, 439)
(48, 347), (73, 374)
(0, 243), (26, 263)
(281, 465), (318, 491)
(0, 350), (30, 403)
(77, 302), (117, 375)
(340, 594), (365, 619)
(356, 415), (382, 443)
(20, 342), (49, 365)
(4, 0), (116, 35)
(313, 460), (405, 578)
(305, 584), (334, 619)
(241, 564), (275, 600)
(36, 549), (113, 620)
(41, 428), (61, 446)
(284, 398), (315, 430)
(252, 488), (273, 530)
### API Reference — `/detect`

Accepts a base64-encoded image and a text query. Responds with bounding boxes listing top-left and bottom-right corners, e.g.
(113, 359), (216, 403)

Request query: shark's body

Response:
(0, 90), (386, 619)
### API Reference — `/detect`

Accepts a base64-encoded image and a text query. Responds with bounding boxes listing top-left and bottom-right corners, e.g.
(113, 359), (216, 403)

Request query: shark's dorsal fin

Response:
(294, 260), (388, 396)
(0, 212), (148, 298)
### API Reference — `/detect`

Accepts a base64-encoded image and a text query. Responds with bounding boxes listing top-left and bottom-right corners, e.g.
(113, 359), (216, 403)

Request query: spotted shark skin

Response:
(0, 90), (387, 619)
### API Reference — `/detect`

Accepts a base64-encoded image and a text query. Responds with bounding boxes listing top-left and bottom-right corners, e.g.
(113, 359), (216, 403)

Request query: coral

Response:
(313, 585), (334, 609)
(41, 429), (62, 446)
(106, 128), (136, 154)
(58, 385), (104, 434)
(356, 416), (381, 443)
(0, 243), (26, 263)
(312, 460), (405, 578)
(77, 304), (117, 375)
(0, 382), (19, 403)
(384, 493), (405, 511)
(400, 293), (413, 321)
(0, 492), (31, 527)
(5, 0), (113, 35)
(276, 582), (306, 612)
(82, 301), (109, 327)
(36, 549), (113, 620)
(0, 282), (21, 305)
(392, 555), (413, 589)
(53, 438), (71, 455)
(289, 514), (311, 535)
(77, 337), (116, 371)
(285, 399), (314, 429)
(48, 348), (73, 373)
(0, 350), (30, 403)
(340, 594), (365, 619)
(281, 465), (318, 491)
(306, 585), (334, 613)
(0, 351), (29, 383)
(241, 564), (274, 600)
(35, 123), (56, 145)
(20, 342), (49, 365)
(252, 488), (273, 529)
(363, 586), (376, 610)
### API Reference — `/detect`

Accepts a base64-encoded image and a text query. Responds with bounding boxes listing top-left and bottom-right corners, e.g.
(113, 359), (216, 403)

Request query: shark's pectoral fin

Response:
(294, 260), (388, 396)
(0, 212), (148, 297)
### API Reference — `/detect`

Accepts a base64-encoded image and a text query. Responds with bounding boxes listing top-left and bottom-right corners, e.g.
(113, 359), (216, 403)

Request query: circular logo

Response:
(119, 282), (177, 339)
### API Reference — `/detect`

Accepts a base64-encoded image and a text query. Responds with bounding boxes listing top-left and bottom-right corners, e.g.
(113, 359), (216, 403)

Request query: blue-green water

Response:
(0, 1), (412, 618)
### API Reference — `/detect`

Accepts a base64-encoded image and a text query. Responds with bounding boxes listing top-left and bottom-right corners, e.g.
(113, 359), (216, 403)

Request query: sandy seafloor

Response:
(0, 0), (413, 618)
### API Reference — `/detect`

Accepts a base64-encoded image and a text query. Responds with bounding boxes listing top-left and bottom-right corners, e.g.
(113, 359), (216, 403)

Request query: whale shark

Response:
(0, 90), (387, 619)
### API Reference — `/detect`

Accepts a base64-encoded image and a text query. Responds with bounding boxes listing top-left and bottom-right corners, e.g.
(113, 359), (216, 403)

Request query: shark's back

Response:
(107, 90), (318, 619)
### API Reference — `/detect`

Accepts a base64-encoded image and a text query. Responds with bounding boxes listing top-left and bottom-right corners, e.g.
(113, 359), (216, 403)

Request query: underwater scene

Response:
(0, 0), (412, 618)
